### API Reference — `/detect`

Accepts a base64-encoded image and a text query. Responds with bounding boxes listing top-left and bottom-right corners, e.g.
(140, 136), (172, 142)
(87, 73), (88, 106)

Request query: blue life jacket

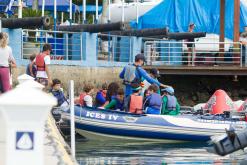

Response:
(26, 63), (37, 78)
(145, 93), (162, 110)
(95, 90), (106, 106)
(51, 90), (67, 106)
(146, 107), (161, 114)
(167, 95), (177, 111)
(111, 96), (124, 111)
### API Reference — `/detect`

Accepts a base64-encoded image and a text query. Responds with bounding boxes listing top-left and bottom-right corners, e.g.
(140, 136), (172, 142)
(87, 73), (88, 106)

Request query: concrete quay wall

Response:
(12, 66), (123, 95)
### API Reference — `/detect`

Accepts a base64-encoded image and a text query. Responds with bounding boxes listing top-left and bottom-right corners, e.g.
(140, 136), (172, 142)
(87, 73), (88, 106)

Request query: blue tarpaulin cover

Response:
(0, 0), (15, 14)
(131, 0), (247, 39)
(25, 0), (79, 12)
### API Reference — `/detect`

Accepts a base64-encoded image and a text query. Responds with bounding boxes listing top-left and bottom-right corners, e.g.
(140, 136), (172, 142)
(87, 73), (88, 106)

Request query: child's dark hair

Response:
(131, 82), (141, 93)
(43, 43), (52, 52)
(148, 84), (159, 93)
(83, 83), (94, 93)
(30, 54), (36, 61)
(117, 88), (124, 95)
(107, 82), (120, 97)
(52, 79), (61, 87)
(144, 89), (149, 97)
(102, 83), (108, 90)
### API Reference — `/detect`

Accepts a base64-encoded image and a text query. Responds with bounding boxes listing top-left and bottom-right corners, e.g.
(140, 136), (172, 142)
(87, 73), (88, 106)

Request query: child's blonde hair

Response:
(0, 32), (9, 48)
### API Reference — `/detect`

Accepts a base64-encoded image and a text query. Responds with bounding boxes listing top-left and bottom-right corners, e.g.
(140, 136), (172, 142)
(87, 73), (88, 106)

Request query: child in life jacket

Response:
(144, 84), (162, 114)
(75, 84), (94, 107)
(50, 79), (69, 109)
(26, 53), (37, 79)
(106, 82), (120, 102)
(161, 87), (180, 115)
(124, 83), (143, 114)
(95, 83), (108, 108)
(104, 88), (124, 111)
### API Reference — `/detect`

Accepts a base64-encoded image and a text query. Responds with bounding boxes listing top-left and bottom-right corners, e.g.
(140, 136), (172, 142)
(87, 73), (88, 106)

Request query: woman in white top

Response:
(0, 32), (16, 93)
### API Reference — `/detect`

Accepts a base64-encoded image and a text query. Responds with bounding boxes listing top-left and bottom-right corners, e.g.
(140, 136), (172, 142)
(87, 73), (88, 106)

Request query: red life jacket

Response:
(79, 93), (87, 106)
(101, 90), (107, 98)
(36, 53), (47, 71)
(129, 95), (143, 114)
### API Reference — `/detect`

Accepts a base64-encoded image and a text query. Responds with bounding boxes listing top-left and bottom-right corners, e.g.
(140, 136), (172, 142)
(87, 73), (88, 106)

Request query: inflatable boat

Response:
(61, 106), (247, 142)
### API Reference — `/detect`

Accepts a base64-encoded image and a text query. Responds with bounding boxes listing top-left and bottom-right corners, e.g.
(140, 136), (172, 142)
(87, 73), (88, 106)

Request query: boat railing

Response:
(144, 40), (245, 67)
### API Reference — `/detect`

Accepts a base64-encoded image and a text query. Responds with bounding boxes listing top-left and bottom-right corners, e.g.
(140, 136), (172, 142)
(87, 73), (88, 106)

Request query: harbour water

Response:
(75, 140), (246, 165)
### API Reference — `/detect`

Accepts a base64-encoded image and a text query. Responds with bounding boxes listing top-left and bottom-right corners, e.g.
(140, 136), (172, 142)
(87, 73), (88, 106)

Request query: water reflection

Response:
(76, 141), (246, 165)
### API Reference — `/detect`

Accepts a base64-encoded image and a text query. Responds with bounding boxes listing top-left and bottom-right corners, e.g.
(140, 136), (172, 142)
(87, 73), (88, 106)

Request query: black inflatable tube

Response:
(1, 17), (50, 29)
(57, 22), (126, 33)
(104, 28), (168, 37)
(167, 32), (206, 40)
(99, 30), (205, 41)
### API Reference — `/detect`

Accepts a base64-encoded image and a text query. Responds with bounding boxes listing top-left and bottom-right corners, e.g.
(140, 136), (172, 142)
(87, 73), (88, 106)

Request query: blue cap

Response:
(150, 68), (160, 78)
(162, 87), (174, 95)
(135, 54), (146, 62)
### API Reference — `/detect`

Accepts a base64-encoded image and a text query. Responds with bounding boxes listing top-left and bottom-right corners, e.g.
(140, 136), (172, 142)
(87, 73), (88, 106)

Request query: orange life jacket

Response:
(79, 93), (87, 106)
(36, 53), (47, 71)
(129, 95), (143, 114)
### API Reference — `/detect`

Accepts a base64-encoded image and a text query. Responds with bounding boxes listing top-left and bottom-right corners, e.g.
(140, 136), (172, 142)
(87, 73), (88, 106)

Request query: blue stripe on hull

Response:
(75, 122), (210, 141)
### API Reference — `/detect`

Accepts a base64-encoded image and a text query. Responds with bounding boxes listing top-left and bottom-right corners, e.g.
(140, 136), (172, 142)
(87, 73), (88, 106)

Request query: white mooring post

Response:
(16, 80), (44, 90)
(17, 74), (35, 84)
(0, 86), (56, 165)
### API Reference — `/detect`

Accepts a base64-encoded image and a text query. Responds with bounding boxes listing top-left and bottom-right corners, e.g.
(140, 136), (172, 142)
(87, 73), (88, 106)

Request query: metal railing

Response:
(21, 29), (246, 68)
(22, 29), (84, 61)
(97, 33), (132, 63)
(144, 40), (245, 67)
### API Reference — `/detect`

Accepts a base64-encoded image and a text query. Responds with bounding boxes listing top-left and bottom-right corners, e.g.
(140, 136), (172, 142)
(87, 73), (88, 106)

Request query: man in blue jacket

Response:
(119, 54), (169, 96)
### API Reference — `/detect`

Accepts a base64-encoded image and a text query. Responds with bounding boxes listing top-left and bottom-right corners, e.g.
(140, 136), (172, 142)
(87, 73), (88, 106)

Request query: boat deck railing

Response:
(144, 40), (245, 67)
